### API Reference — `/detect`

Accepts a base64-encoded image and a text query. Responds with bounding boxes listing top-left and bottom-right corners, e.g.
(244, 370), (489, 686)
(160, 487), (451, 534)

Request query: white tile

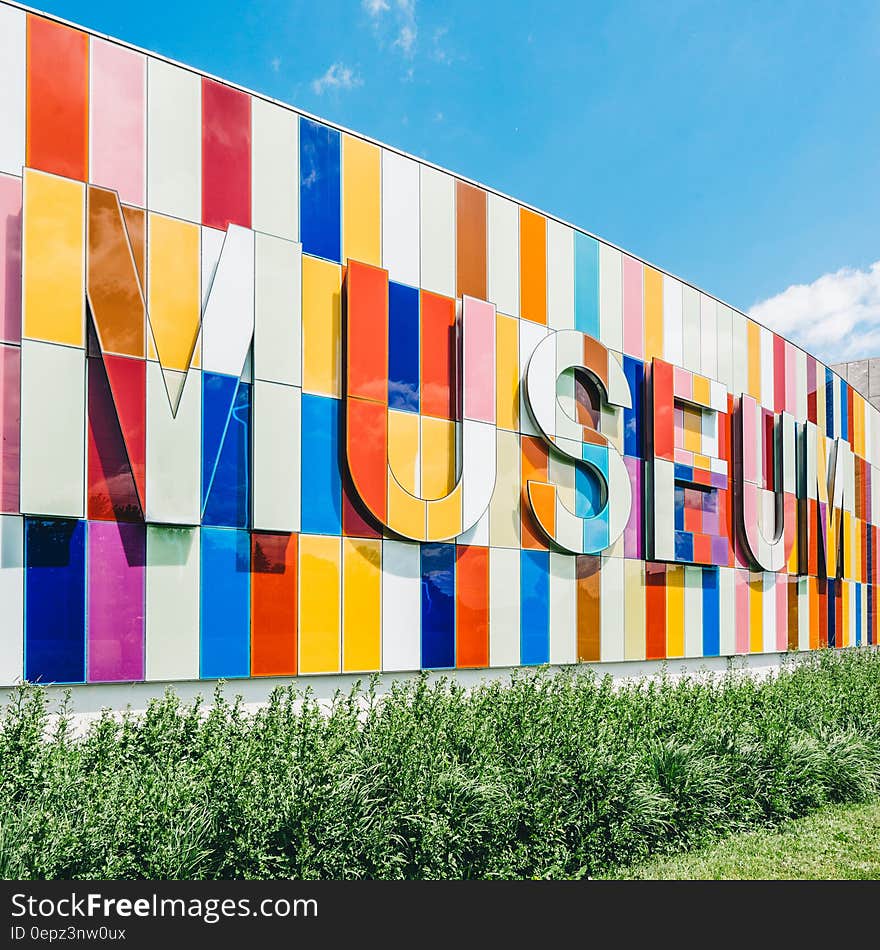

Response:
(146, 362), (201, 524)
(487, 193), (518, 316)
(382, 150), (420, 288)
(762, 572), (777, 653)
(419, 166), (455, 297)
(699, 294), (717, 380)
(19, 341), (85, 518)
(650, 458), (675, 561)
(716, 304), (733, 390)
(201, 225), (255, 377)
(519, 320), (549, 437)
(731, 310), (749, 401)
(760, 327), (775, 410)
(682, 285), (701, 373)
(146, 525), (200, 681)
(547, 221), (574, 330)
(523, 329), (556, 438)
(549, 552), (576, 664)
(381, 540), (421, 671)
(462, 420), (496, 533)
(662, 275), (683, 367)
(489, 546), (520, 666)
(718, 567), (735, 656)
(0, 5), (25, 177)
(255, 233), (301, 385)
(684, 566), (703, 658)
(252, 381), (300, 532)
(0, 515), (23, 686)
(600, 554), (625, 661)
(147, 58), (201, 222)
(251, 98), (298, 242)
(458, 507), (489, 546)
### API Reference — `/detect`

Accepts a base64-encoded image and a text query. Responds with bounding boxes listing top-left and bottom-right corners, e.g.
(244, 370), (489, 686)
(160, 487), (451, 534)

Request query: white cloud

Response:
(365, 0), (418, 59)
(311, 62), (363, 95)
(394, 23), (417, 56)
(749, 261), (880, 365)
(270, 57), (281, 73)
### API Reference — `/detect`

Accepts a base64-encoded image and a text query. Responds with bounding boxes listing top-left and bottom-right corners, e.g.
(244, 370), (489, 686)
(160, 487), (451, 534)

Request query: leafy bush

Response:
(1, 649), (880, 879)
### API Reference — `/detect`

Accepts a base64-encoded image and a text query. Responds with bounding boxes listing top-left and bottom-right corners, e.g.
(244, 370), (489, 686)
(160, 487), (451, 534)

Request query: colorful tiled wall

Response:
(0, 3), (876, 688)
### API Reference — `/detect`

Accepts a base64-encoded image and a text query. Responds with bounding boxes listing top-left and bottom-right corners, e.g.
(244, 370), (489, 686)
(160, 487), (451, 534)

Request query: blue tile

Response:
(300, 118), (340, 263)
(301, 393), (342, 535)
(200, 527), (250, 678)
(203, 375), (250, 528)
(388, 281), (420, 412)
(421, 542), (455, 668)
(574, 233), (599, 338)
(702, 568), (720, 656)
(855, 582), (862, 647)
(825, 367), (834, 438)
(520, 549), (550, 665)
(623, 356), (644, 458)
(674, 530), (694, 563)
(674, 485), (685, 530)
(25, 518), (86, 684)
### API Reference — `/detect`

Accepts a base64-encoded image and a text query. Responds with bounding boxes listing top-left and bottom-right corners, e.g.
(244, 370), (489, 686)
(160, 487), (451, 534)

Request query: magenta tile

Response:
(87, 520), (145, 682)
(623, 456), (642, 558)
(0, 343), (19, 513)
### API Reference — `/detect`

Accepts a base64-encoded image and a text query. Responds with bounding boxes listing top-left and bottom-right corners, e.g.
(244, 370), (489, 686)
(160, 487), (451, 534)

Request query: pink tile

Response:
(0, 174), (21, 345)
(90, 39), (146, 206)
(622, 255), (643, 360)
(463, 297), (496, 424)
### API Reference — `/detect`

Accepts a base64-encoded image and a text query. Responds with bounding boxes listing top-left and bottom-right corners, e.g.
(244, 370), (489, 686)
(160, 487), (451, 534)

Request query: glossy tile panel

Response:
(3, 1), (877, 689)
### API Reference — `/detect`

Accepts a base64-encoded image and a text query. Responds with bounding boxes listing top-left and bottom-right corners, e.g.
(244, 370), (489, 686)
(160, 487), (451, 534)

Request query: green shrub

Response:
(1, 648), (880, 879)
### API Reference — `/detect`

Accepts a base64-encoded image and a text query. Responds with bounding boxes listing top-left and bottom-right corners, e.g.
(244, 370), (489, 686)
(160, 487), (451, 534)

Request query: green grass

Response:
(1, 648), (880, 879)
(608, 799), (880, 879)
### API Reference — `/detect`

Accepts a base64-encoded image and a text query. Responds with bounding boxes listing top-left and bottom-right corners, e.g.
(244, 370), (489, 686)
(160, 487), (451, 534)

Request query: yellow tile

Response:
(747, 321), (761, 401)
(682, 404), (702, 453)
(23, 170), (85, 346)
(388, 475), (426, 540)
(666, 564), (684, 658)
(298, 535), (341, 673)
(427, 484), (463, 540)
(496, 313), (519, 431)
(787, 504), (799, 574)
(388, 409), (419, 495)
(302, 254), (342, 396)
(694, 454), (710, 470)
(624, 560), (646, 660)
(148, 213), (200, 371)
(421, 415), (456, 499)
(749, 573), (763, 653)
(692, 374), (710, 407)
(489, 428), (520, 547)
(343, 538), (382, 672)
(643, 266), (663, 361)
(342, 135), (381, 267)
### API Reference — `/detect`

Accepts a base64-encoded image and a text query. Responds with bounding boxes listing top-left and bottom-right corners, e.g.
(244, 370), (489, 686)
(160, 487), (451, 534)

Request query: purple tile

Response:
(87, 520), (145, 682)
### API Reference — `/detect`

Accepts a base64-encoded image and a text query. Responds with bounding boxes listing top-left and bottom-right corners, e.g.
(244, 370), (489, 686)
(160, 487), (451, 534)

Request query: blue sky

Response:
(27, 0), (880, 362)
